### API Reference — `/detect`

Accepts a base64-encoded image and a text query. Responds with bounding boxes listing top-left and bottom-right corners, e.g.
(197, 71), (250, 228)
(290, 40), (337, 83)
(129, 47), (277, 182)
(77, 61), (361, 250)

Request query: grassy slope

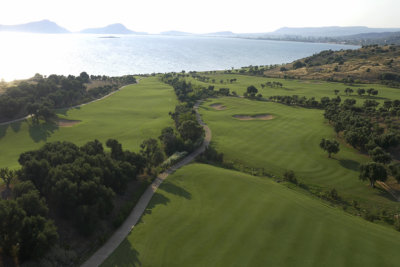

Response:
(187, 74), (400, 104)
(200, 97), (400, 210)
(0, 77), (177, 168)
(103, 164), (400, 267)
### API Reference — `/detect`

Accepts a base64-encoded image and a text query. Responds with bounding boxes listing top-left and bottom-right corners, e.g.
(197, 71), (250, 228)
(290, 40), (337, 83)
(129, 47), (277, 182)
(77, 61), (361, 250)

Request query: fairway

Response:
(199, 97), (400, 210)
(0, 77), (178, 168)
(188, 73), (400, 105)
(102, 164), (400, 267)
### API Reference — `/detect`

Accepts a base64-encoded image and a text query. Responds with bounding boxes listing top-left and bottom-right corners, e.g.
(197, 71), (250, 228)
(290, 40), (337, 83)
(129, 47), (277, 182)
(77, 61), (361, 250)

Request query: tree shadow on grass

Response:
(10, 120), (22, 133)
(160, 182), (192, 200)
(56, 106), (81, 116)
(55, 108), (69, 116)
(339, 159), (360, 172)
(28, 121), (59, 143)
(0, 125), (8, 139)
(105, 239), (141, 267)
(375, 186), (399, 202)
(139, 192), (170, 220)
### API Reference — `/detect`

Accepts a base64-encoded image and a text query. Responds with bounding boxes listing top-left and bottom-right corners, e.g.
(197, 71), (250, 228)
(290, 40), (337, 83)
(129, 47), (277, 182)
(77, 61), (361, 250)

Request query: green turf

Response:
(199, 97), (400, 210)
(0, 77), (177, 168)
(188, 73), (400, 104)
(102, 163), (400, 267)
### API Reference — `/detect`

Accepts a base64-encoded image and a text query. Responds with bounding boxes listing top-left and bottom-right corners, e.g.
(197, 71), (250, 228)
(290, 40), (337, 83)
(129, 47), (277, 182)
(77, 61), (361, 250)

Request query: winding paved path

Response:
(82, 102), (211, 267)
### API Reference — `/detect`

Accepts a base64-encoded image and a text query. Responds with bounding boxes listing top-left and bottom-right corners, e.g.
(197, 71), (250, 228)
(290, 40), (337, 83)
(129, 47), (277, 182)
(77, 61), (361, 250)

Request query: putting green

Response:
(0, 77), (177, 168)
(103, 163), (400, 267)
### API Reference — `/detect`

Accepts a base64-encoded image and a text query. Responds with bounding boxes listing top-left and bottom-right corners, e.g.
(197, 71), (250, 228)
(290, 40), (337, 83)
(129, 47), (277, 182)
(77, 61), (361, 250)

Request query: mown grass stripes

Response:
(103, 163), (400, 267)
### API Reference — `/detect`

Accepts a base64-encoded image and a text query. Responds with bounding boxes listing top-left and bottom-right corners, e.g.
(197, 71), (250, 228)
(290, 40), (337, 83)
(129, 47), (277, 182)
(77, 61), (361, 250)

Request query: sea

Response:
(0, 33), (359, 81)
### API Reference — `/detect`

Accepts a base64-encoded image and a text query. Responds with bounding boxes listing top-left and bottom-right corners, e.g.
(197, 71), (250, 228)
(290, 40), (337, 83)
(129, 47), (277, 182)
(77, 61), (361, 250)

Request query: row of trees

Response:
(337, 87), (379, 96)
(269, 94), (342, 108)
(160, 74), (207, 155)
(0, 72), (136, 122)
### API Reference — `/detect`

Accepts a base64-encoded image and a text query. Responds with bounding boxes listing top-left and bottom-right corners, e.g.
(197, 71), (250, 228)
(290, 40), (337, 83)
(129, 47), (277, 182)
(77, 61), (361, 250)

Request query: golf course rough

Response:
(102, 163), (400, 267)
(0, 77), (178, 168)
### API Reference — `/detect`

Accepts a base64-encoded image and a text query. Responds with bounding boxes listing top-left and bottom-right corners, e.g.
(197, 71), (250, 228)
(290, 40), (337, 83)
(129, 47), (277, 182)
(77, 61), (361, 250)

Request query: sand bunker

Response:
(233, 114), (274, 121)
(210, 103), (226, 110)
(58, 119), (81, 127)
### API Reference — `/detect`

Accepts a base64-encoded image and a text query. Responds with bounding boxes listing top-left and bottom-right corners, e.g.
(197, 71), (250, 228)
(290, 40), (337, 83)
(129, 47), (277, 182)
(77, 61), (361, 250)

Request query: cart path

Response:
(81, 102), (211, 267)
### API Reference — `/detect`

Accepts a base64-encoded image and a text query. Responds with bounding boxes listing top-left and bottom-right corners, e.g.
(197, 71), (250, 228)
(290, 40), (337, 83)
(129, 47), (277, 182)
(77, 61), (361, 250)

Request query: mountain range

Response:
(0, 20), (69, 34)
(1, 20), (400, 44)
(79, 23), (146, 35)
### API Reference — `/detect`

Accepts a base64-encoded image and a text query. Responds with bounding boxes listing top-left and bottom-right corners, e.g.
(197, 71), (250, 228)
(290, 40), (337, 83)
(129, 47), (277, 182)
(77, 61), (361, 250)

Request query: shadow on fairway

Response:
(10, 120), (22, 133)
(105, 239), (141, 267)
(339, 159), (360, 172)
(0, 125), (8, 138)
(160, 182), (192, 200)
(141, 192), (170, 218)
(376, 186), (399, 202)
(28, 121), (59, 142)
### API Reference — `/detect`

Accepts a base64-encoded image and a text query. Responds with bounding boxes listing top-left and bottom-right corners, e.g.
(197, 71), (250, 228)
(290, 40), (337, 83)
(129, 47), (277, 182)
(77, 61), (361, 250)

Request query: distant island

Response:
(0, 19), (69, 34)
(80, 23), (146, 35)
(1, 20), (400, 45)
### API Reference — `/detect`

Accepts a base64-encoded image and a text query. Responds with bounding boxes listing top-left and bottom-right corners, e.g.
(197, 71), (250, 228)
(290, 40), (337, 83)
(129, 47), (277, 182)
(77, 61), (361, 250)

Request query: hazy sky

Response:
(1, 0), (399, 33)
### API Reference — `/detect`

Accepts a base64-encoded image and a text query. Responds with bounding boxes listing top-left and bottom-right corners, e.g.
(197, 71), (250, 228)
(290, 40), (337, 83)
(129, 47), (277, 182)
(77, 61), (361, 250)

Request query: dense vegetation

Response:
(0, 139), (146, 263)
(0, 72), (136, 122)
(0, 73), (209, 265)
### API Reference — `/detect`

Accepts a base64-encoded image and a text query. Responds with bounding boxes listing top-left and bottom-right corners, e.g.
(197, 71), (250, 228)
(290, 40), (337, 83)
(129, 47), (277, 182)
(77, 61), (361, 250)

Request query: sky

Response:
(0, 0), (399, 33)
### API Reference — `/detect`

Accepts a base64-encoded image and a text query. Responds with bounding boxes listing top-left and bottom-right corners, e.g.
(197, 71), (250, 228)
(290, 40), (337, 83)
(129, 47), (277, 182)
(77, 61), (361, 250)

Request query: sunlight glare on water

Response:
(0, 32), (359, 81)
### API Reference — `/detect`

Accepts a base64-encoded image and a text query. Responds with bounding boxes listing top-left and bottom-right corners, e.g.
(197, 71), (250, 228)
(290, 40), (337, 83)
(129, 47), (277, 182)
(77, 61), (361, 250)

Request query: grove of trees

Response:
(0, 72), (136, 123)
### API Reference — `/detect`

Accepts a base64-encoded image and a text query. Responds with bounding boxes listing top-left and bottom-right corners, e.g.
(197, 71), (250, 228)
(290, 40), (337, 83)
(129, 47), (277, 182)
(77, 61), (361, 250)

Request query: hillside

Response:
(0, 19), (69, 33)
(80, 23), (145, 34)
(264, 45), (400, 86)
(271, 26), (400, 37)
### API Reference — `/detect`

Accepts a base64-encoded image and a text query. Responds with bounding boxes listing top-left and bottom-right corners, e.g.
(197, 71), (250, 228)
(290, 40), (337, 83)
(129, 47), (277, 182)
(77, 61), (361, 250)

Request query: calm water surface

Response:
(0, 33), (359, 81)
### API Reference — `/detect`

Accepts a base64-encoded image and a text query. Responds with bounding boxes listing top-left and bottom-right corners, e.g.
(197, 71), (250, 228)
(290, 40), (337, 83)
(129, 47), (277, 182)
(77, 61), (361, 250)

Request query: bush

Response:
(283, 170), (297, 184)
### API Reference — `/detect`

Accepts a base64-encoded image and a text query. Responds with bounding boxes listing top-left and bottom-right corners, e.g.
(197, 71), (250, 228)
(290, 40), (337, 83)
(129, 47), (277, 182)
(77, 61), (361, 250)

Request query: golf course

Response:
(0, 77), (177, 168)
(1, 71), (400, 266)
(102, 163), (400, 267)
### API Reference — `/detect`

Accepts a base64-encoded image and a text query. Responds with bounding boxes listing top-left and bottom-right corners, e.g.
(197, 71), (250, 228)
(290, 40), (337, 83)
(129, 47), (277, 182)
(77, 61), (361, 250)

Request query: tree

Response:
(344, 88), (354, 96)
(0, 200), (26, 256)
(0, 168), (15, 193)
(334, 89), (340, 95)
(293, 61), (305, 69)
(79, 71), (90, 83)
(245, 85), (258, 98)
(178, 120), (204, 142)
(344, 98), (356, 106)
(369, 147), (392, 164)
(357, 88), (365, 96)
(106, 139), (124, 160)
(140, 138), (164, 172)
(159, 127), (183, 156)
(359, 162), (387, 188)
(319, 138), (340, 158)
(366, 88), (378, 96)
